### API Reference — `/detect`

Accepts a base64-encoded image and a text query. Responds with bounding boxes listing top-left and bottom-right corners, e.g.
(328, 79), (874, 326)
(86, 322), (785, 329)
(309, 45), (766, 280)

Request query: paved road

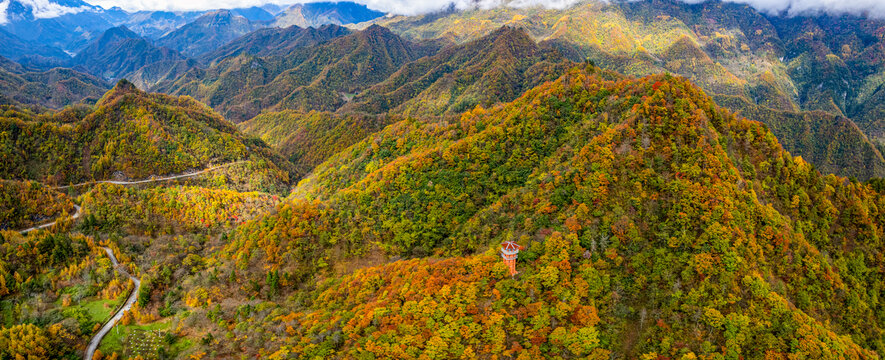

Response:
(55, 161), (244, 190)
(16, 161), (244, 234)
(19, 205), (81, 234)
(85, 247), (141, 360)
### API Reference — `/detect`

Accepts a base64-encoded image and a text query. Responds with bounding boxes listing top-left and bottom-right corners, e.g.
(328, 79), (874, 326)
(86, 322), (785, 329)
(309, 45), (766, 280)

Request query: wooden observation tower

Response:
(500, 241), (523, 277)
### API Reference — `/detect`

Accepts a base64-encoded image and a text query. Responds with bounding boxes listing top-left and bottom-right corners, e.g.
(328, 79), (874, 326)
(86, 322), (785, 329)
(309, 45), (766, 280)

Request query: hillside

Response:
(714, 95), (885, 180)
(344, 26), (573, 116)
(142, 66), (885, 358)
(239, 110), (389, 178)
(157, 10), (262, 58)
(272, 1), (385, 28)
(0, 80), (292, 191)
(0, 56), (110, 109)
(202, 24), (351, 64)
(0, 180), (75, 230)
(70, 26), (193, 87)
(164, 25), (436, 122)
(373, 0), (885, 179)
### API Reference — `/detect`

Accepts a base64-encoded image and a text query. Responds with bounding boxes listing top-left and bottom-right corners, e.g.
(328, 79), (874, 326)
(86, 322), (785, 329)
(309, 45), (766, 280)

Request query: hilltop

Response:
(156, 65), (885, 358)
(5, 2), (885, 359)
(0, 56), (110, 109)
(156, 10), (262, 58)
(344, 26), (571, 116)
(374, 0), (885, 179)
(0, 80), (291, 192)
(163, 25), (437, 122)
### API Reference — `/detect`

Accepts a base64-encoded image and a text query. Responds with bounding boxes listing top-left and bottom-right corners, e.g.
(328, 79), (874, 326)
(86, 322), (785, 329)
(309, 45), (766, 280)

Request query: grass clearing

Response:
(77, 298), (119, 323)
(98, 319), (192, 359)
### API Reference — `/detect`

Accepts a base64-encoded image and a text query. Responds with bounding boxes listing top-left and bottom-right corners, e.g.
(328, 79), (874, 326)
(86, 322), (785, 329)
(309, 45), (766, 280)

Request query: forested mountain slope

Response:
(0, 56), (110, 109)
(237, 26), (572, 179)
(343, 26), (573, 117)
(239, 110), (389, 178)
(0, 80), (291, 190)
(374, 0), (885, 179)
(714, 95), (885, 180)
(163, 25), (438, 122)
(202, 24), (352, 64)
(161, 66), (885, 358)
(0, 180), (75, 230)
(156, 10), (263, 58)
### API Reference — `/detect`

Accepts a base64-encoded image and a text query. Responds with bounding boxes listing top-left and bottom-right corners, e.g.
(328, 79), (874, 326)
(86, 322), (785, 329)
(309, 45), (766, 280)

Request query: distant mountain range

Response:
(0, 0), (386, 60)
(160, 24), (435, 121)
(0, 55), (109, 109)
(203, 24), (352, 64)
(273, 1), (385, 28)
(7, 2), (885, 359)
(373, 0), (885, 180)
(64, 25), (194, 90)
(156, 10), (264, 57)
(3, 0), (885, 182)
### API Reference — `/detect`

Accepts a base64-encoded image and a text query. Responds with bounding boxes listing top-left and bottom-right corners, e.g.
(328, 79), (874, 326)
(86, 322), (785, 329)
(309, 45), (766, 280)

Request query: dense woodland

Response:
(0, 80), (292, 191)
(3, 1), (885, 359)
(0, 180), (75, 230)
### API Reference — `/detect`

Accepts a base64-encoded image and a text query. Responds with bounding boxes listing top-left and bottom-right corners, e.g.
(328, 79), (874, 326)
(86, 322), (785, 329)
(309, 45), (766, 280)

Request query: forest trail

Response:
(18, 205), (81, 234)
(54, 161), (246, 190)
(84, 247), (141, 360)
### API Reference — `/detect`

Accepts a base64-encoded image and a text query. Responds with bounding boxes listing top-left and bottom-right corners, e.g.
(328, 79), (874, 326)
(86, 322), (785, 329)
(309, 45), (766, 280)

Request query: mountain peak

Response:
(195, 9), (239, 25)
(204, 9), (233, 18)
(361, 24), (395, 38)
(157, 9), (257, 57)
(273, 1), (385, 28)
(96, 78), (142, 106)
(489, 25), (533, 46)
(99, 25), (139, 41)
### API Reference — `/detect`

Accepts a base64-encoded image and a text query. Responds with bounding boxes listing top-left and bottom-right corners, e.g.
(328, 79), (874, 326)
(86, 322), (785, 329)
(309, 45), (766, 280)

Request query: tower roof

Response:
(501, 241), (521, 252)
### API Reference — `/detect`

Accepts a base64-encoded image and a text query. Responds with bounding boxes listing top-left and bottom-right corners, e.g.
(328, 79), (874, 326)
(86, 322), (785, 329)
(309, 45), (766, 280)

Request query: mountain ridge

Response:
(157, 10), (262, 57)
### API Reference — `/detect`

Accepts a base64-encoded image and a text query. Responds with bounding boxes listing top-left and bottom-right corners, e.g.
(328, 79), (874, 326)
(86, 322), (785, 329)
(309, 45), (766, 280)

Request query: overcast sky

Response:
(4, 0), (885, 18)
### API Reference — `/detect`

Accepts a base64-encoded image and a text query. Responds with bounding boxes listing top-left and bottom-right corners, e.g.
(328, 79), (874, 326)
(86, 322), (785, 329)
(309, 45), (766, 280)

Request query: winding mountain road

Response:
(54, 161), (245, 190)
(15, 162), (244, 234)
(19, 205), (81, 234)
(84, 247), (141, 360)
(13, 162), (242, 356)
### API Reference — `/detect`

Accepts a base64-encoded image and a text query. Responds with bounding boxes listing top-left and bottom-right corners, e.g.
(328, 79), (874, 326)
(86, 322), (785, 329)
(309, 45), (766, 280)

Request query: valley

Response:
(2, 0), (885, 359)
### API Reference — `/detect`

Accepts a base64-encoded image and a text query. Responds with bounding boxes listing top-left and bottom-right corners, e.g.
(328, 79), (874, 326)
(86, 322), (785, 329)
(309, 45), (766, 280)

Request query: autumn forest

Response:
(3, 0), (885, 359)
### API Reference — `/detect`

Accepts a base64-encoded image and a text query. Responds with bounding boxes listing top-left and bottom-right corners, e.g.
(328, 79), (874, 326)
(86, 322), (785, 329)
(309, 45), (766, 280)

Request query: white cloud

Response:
(25, 0), (91, 17)
(0, 0), (94, 23)
(81, 0), (584, 14)
(679, 0), (885, 17)
(0, 1), (10, 25)
(7, 0), (885, 18)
